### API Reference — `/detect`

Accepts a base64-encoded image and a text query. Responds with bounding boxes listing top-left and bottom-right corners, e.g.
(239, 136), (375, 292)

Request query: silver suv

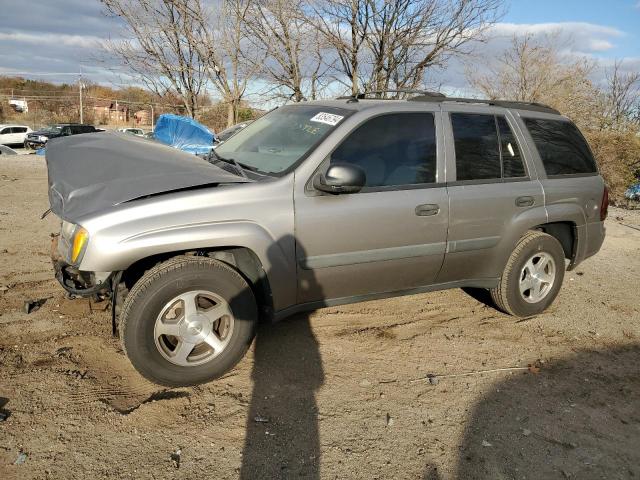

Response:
(47, 93), (607, 386)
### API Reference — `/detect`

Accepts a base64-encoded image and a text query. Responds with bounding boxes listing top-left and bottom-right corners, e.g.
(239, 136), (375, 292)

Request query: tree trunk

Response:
(226, 100), (236, 128)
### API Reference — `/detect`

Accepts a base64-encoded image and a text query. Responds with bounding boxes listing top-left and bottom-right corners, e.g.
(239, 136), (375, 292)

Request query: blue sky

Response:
(507, 0), (640, 57)
(0, 1), (638, 104)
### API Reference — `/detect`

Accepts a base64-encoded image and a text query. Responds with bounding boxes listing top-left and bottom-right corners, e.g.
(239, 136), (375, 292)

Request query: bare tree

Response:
(364, 0), (503, 96)
(101, 0), (207, 118)
(178, 0), (260, 127)
(308, 0), (372, 96)
(467, 34), (601, 129)
(242, 0), (332, 102)
(601, 60), (640, 130)
(309, 0), (502, 97)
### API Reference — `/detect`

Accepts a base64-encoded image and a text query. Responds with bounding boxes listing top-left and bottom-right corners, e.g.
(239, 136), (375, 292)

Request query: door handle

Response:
(415, 204), (440, 216)
(515, 196), (535, 207)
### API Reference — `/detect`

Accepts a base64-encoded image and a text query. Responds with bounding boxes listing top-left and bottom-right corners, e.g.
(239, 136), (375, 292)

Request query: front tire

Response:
(119, 255), (257, 387)
(490, 231), (565, 317)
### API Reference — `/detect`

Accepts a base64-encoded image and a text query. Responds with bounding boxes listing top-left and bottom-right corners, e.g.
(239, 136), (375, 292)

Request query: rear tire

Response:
(119, 255), (257, 387)
(490, 231), (565, 317)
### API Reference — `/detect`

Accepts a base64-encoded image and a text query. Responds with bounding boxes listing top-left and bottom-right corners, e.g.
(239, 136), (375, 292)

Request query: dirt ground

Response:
(1, 154), (639, 480)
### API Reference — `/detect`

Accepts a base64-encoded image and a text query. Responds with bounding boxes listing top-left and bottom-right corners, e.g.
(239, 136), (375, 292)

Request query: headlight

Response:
(71, 227), (89, 263)
(39, 135), (48, 142)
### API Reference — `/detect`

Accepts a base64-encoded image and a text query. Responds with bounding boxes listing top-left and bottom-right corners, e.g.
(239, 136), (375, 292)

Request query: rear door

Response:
(437, 106), (546, 283)
(294, 110), (449, 304)
(12, 127), (27, 143)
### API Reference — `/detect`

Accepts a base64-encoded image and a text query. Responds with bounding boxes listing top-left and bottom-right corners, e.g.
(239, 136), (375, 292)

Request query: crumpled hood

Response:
(46, 132), (251, 222)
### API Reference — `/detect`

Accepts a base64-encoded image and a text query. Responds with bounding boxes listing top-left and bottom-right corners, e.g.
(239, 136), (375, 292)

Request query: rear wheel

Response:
(23, 141), (31, 150)
(119, 255), (257, 387)
(490, 231), (565, 317)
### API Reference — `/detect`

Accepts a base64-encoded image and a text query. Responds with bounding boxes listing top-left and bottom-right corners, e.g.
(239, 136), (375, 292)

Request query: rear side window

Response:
(524, 119), (597, 176)
(330, 112), (437, 187)
(497, 117), (525, 178)
(451, 113), (526, 182)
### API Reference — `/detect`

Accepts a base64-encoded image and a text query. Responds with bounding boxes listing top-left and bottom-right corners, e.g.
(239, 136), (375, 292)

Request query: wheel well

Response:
(533, 222), (576, 261)
(121, 247), (273, 320)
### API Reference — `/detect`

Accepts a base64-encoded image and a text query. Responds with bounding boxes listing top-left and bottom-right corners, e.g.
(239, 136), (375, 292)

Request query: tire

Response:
(119, 255), (257, 387)
(490, 231), (565, 317)
(23, 141), (31, 150)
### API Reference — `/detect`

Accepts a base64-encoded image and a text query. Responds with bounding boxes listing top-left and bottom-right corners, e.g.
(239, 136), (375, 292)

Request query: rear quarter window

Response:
(524, 118), (597, 176)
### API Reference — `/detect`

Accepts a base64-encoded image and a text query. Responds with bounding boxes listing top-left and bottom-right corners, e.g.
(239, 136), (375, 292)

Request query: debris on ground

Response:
(481, 440), (492, 447)
(386, 413), (394, 427)
(415, 363), (543, 384)
(170, 448), (182, 468)
(14, 451), (28, 465)
(522, 428), (532, 436)
(0, 284), (9, 294)
(23, 298), (48, 314)
(0, 397), (9, 422)
(253, 415), (270, 423)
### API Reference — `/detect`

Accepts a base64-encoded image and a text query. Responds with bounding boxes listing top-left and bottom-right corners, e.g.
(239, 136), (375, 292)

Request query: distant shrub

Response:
(585, 130), (640, 205)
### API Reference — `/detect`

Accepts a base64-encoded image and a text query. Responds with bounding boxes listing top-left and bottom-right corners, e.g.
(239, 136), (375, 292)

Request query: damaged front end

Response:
(51, 230), (113, 298)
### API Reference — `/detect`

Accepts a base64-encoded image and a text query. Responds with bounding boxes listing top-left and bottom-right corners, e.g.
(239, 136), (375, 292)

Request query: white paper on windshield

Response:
(310, 112), (344, 126)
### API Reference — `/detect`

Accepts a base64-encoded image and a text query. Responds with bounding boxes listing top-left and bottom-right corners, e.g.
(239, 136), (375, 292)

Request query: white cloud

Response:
(0, 32), (105, 48)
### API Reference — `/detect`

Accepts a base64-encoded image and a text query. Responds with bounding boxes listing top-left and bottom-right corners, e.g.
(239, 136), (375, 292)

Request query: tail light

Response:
(600, 185), (609, 221)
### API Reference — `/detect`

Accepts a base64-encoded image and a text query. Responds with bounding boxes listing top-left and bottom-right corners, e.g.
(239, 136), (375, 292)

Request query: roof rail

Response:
(335, 90), (560, 114)
(336, 89), (445, 102)
(408, 95), (560, 114)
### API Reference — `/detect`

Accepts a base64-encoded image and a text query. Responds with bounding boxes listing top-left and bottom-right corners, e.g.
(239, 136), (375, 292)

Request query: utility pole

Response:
(78, 67), (84, 123)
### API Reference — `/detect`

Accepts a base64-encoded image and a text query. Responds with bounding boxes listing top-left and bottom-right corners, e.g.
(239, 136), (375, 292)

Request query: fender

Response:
(81, 220), (296, 312)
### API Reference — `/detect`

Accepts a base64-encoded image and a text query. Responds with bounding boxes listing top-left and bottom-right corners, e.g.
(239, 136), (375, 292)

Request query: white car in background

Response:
(116, 127), (145, 137)
(0, 125), (32, 146)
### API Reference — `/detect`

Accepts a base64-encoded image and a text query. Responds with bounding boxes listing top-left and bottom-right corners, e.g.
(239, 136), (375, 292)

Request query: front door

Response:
(294, 111), (449, 305)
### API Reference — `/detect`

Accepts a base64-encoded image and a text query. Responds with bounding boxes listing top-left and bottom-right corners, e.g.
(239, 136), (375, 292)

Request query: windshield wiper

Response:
(209, 149), (265, 176)
(208, 149), (248, 178)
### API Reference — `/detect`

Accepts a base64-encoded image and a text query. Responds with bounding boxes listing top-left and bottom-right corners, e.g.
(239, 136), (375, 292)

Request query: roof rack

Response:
(336, 90), (559, 114)
(408, 94), (560, 114)
(336, 89), (445, 102)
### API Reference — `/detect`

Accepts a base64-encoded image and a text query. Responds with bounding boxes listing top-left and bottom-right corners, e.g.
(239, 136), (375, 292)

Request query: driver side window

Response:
(329, 112), (437, 189)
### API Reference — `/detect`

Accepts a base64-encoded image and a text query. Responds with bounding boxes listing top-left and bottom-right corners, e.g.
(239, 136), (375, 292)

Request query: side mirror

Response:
(313, 163), (366, 194)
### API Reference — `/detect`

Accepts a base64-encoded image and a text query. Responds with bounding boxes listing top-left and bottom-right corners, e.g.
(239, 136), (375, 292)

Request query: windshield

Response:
(44, 125), (63, 133)
(215, 105), (352, 175)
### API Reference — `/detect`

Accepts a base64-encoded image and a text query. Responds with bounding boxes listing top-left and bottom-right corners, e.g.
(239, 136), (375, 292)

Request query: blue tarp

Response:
(154, 114), (215, 155)
(625, 183), (640, 201)
(35, 147), (46, 156)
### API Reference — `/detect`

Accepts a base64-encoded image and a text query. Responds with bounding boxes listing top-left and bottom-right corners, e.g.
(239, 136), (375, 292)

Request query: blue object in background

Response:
(153, 114), (215, 155)
(35, 147), (46, 156)
(625, 183), (640, 200)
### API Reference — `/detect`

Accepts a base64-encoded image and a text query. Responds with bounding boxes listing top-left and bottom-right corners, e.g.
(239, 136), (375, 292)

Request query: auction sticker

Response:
(310, 112), (344, 126)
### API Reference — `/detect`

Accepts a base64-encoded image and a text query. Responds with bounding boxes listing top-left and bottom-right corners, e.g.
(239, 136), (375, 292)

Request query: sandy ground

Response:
(1, 154), (639, 480)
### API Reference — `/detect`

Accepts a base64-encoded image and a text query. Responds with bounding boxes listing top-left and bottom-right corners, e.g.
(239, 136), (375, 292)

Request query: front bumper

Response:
(51, 235), (113, 297)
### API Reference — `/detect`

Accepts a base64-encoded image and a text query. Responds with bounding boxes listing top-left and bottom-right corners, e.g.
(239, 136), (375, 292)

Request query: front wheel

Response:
(119, 256), (257, 387)
(490, 231), (565, 317)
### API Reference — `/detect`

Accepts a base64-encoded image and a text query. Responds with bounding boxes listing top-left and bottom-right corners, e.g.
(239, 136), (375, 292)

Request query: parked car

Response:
(213, 120), (253, 147)
(0, 124), (32, 146)
(25, 123), (98, 149)
(117, 127), (145, 136)
(46, 93), (607, 387)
